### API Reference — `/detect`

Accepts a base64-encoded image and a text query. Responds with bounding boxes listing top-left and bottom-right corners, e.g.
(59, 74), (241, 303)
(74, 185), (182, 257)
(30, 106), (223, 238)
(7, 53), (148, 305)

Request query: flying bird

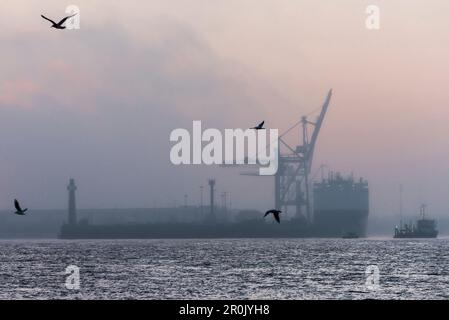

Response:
(264, 209), (281, 223)
(251, 121), (265, 130)
(14, 199), (28, 215)
(41, 13), (77, 29)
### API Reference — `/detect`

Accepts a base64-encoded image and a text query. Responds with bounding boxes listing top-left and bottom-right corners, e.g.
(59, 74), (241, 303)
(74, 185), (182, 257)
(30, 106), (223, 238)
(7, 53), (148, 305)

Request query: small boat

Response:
(394, 204), (438, 239)
(342, 232), (359, 239)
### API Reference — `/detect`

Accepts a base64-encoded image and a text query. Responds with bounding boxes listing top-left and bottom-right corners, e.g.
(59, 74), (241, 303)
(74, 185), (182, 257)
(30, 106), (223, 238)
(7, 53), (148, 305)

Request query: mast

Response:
(420, 204), (426, 219)
(399, 184), (403, 229)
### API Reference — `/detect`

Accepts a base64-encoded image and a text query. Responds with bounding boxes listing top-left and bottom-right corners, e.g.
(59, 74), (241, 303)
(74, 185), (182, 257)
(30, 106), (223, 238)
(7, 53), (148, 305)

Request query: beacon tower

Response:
(67, 178), (77, 226)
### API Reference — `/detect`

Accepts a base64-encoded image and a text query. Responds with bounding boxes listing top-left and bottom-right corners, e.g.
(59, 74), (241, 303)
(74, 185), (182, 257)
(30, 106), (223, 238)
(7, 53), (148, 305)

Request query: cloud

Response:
(0, 14), (279, 210)
(0, 79), (41, 108)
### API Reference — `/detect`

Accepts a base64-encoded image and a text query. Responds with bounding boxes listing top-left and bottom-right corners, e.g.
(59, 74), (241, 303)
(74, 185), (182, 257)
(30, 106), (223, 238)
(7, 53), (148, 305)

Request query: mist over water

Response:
(1, 239), (448, 300)
(1, 1), (449, 217)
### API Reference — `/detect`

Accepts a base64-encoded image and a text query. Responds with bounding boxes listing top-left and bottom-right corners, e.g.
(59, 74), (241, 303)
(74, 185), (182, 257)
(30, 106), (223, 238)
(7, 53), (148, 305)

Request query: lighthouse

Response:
(67, 178), (77, 226)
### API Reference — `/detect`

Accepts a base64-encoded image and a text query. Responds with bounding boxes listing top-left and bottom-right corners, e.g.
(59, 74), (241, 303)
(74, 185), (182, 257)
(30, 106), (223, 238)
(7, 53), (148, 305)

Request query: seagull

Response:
(251, 121), (265, 130)
(41, 13), (77, 29)
(264, 209), (281, 223)
(14, 199), (28, 215)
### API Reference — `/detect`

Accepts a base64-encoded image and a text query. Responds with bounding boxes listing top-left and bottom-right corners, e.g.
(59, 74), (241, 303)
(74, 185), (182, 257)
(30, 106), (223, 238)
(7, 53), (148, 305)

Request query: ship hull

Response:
(59, 220), (317, 239)
(394, 216), (438, 239)
(313, 209), (368, 238)
(393, 231), (438, 239)
(313, 175), (369, 238)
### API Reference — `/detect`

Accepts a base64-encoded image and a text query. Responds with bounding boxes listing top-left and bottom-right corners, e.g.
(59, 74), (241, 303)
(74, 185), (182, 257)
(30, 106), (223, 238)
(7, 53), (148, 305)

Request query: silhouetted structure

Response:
(313, 173), (369, 237)
(394, 204), (438, 238)
(58, 90), (374, 239)
(58, 174), (370, 239)
(241, 90), (332, 224)
(208, 179), (215, 219)
(275, 90), (332, 223)
(67, 179), (77, 226)
(200, 185), (204, 215)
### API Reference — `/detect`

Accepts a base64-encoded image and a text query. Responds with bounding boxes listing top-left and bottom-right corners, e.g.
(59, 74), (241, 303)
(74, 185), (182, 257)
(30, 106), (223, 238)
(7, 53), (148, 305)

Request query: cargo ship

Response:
(59, 175), (369, 239)
(394, 205), (438, 238)
(313, 174), (369, 237)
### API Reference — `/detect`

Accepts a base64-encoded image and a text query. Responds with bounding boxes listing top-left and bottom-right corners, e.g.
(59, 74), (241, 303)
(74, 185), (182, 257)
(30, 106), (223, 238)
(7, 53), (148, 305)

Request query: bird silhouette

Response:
(264, 209), (281, 223)
(14, 199), (28, 215)
(41, 13), (77, 29)
(251, 121), (265, 130)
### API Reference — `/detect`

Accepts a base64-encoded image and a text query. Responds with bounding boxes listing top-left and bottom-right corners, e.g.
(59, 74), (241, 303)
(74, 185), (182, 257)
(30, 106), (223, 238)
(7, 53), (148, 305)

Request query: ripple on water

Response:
(0, 239), (448, 299)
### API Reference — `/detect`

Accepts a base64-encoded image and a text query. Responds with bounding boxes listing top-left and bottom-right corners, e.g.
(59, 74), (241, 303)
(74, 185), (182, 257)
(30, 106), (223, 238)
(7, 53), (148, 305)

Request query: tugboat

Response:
(394, 204), (438, 238)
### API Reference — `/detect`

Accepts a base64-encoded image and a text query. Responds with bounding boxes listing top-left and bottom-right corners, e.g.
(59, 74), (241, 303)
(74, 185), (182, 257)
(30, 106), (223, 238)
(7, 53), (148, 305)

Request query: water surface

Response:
(0, 239), (448, 299)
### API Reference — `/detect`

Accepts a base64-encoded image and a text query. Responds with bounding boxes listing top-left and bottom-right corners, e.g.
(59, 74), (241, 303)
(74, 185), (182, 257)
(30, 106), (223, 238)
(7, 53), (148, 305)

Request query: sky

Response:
(1, 1), (449, 220)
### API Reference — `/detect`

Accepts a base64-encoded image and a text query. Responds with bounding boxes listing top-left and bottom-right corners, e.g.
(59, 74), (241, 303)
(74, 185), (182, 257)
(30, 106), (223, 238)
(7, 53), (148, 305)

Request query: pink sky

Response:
(1, 1), (449, 218)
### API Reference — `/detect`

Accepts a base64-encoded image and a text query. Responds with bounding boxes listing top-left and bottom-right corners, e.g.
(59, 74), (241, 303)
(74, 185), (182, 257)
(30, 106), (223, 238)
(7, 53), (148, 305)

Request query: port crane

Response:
(238, 90), (332, 223)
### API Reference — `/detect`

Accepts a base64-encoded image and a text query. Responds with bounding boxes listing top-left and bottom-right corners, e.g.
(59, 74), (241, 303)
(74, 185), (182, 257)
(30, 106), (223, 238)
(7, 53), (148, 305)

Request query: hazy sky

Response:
(1, 1), (449, 219)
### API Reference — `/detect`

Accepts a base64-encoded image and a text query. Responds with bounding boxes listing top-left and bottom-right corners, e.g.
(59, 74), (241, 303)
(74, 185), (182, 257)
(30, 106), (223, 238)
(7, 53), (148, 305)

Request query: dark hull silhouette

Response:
(59, 219), (315, 239)
(394, 215), (438, 239)
(59, 175), (369, 240)
(394, 230), (438, 239)
(59, 214), (368, 239)
(342, 232), (359, 239)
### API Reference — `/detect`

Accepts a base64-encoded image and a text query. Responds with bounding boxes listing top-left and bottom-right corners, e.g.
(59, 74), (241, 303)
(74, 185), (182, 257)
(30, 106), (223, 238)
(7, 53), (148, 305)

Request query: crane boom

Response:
(307, 89), (332, 168)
